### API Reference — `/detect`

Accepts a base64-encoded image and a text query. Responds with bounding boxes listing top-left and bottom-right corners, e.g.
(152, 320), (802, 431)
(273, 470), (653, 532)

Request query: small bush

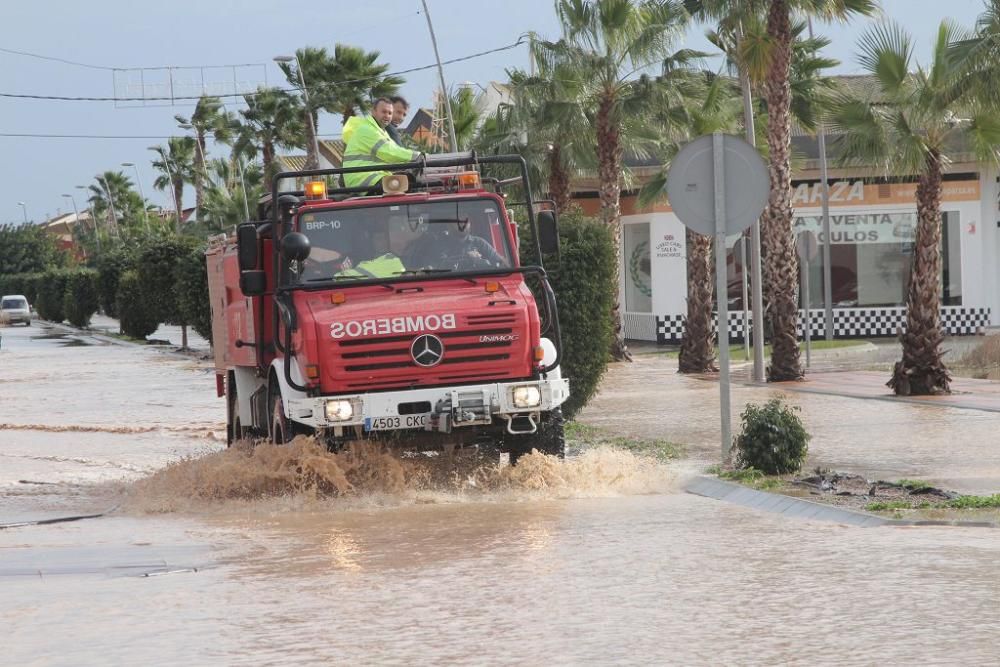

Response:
(63, 269), (100, 328)
(117, 270), (159, 339)
(733, 398), (810, 474)
(34, 269), (71, 322)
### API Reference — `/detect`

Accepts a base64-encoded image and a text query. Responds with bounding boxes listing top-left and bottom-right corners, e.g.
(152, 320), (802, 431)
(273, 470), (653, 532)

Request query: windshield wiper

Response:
(304, 275), (363, 283)
(393, 269), (451, 276)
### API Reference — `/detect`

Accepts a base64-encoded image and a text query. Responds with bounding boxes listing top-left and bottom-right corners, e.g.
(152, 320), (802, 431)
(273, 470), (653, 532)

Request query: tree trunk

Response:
(195, 133), (207, 217)
(761, 0), (803, 382)
(596, 93), (631, 361)
(173, 178), (184, 233)
(181, 324), (189, 351)
(263, 140), (275, 182)
(304, 110), (319, 170)
(888, 152), (950, 395)
(548, 145), (571, 214)
(678, 229), (717, 373)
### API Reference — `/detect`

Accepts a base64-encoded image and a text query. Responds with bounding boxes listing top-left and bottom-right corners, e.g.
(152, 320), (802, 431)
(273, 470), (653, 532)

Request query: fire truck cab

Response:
(206, 153), (569, 461)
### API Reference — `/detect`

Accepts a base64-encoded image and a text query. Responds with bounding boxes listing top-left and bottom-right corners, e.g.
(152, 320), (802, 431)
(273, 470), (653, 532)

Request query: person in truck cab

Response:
(342, 97), (421, 190)
(405, 221), (507, 270)
(334, 213), (422, 279)
(386, 95), (409, 145)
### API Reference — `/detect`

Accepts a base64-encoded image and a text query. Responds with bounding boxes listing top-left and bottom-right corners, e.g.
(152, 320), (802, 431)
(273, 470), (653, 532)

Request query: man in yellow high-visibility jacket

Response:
(342, 97), (421, 189)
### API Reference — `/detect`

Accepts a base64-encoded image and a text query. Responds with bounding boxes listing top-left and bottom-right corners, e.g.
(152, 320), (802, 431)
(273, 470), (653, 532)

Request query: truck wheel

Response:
(270, 394), (292, 444)
(226, 377), (239, 446)
(508, 408), (566, 465)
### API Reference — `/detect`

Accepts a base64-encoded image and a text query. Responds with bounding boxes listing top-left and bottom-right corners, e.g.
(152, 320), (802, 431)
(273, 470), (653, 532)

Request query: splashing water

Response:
(124, 436), (675, 513)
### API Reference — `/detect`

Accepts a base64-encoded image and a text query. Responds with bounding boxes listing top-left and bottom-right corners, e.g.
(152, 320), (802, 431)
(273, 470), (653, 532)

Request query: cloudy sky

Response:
(0, 0), (988, 224)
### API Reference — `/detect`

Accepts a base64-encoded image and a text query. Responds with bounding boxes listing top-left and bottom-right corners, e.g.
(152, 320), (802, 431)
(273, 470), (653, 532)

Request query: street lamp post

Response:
(62, 193), (98, 253)
(274, 54), (322, 168)
(95, 175), (119, 236)
(121, 162), (151, 232)
(159, 157), (184, 231)
(17, 201), (28, 224)
(75, 185), (104, 249)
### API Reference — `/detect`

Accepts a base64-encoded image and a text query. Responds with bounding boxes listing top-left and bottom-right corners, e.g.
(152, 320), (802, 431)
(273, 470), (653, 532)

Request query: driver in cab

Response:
(405, 220), (507, 270)
(333, 214), (422, 279)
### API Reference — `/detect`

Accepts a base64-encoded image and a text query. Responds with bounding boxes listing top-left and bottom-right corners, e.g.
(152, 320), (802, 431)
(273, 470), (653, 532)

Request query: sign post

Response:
(666, 133), (769, 460)
(796, 230), (819, 368)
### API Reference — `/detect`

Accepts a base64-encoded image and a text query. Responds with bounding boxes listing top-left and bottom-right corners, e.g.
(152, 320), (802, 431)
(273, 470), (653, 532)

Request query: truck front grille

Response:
(329, 313), (528, 390)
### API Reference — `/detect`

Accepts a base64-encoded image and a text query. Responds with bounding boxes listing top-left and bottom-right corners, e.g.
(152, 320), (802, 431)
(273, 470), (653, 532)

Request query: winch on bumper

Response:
(285, 378), (570, 435)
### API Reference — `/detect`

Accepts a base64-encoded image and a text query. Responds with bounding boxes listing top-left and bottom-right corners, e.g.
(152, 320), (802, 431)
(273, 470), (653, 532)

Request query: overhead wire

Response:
(0, 40), (525, 103)
(0, 132), (343, 140)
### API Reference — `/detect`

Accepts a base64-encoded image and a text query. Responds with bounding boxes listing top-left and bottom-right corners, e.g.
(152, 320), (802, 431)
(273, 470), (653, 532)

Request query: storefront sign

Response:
(655, 233), (683, 258)
(793, 211), (918, 244)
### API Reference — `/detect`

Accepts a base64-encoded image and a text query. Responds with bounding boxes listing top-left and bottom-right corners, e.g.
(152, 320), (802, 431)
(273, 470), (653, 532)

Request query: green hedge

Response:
(137, 237), (197, 325)
(0, 272), (42, 304)
(116, 269), (160, 339)
(96, 247), (135, 318)
(35, 270), (71, 323)
(63, 269), (100, 328)
(519, 209), (616, 419)
(175, 244), (213, 344)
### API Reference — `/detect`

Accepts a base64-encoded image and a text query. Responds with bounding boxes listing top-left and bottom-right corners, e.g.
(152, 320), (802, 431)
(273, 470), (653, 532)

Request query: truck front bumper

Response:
(286, 378), (570, 431)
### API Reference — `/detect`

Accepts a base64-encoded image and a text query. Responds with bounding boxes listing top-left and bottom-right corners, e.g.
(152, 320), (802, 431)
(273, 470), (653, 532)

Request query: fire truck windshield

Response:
(296, 199), (513, 282)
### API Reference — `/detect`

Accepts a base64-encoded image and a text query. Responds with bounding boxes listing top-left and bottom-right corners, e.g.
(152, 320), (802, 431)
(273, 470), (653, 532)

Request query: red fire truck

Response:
(206, 153), (568, 462)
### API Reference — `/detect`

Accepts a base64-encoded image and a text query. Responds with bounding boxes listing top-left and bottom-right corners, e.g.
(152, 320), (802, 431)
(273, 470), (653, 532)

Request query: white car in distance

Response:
(0, 295), (32, 326)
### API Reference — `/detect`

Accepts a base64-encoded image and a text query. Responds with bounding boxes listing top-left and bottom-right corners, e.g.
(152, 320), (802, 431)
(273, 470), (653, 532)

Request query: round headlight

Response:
(325, 399), (354, 421)
(512, 385), (541, 408)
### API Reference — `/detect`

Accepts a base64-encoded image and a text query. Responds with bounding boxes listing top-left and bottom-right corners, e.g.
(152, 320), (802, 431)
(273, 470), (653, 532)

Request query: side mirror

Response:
(281, 232), (311, 262)
(236, 223), (258, 271)
(240, 270), (266, 296)
(537, 210), (559, 255)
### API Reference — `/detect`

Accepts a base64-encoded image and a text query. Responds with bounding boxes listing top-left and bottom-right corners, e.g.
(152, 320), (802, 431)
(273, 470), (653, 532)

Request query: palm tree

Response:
(829, 21), (1000, 395)
(149, 137), (197, 232)
(476, 66), (591, 213)
(235, 87), (304, 182)
(175, 95), (231, 216)
(638, 73), (743, 373)
(88, 171), (143, 235)
(277, 46), (402, 170)
(327, 44), (404, 124)
(688, 0), (877, 380)
(533, 0), (697, 360)
(199, 159), (264, 234)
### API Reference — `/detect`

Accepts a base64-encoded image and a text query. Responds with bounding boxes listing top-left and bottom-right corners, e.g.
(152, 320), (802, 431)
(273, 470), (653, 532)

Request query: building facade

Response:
(576, 167), (998, 344)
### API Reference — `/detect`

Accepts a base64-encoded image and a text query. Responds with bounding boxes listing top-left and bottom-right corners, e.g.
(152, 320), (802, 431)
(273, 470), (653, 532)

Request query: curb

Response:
(37, 320), (208, 362)
(686, 476), (996, 528)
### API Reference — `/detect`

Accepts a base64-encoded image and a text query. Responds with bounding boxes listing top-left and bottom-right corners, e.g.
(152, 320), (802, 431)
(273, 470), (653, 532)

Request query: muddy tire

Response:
(226, 375), (239, 446)
(507, 408), (566, 465)
(270, 393), (292, 444)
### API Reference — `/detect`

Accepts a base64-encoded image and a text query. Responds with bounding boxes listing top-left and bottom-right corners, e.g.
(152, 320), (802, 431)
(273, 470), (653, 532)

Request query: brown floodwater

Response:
(3, 323), (1000, 665)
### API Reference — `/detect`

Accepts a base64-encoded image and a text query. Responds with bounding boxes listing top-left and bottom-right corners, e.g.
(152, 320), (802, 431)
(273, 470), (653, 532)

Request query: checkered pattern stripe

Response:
(654, 307), (990, 344)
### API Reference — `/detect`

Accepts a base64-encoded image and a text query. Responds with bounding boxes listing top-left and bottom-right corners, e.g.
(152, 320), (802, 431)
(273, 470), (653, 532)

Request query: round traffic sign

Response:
(665, 134), (769, 236)
(796, 230), (819, 261)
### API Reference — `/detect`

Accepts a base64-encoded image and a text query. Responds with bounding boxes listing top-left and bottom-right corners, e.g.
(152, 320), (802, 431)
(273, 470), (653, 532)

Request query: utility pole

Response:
(738, 23), (766, 382)
(808, 18), (835, 341)
(274, 54), (321, 168)
(421, 0), (459, 152)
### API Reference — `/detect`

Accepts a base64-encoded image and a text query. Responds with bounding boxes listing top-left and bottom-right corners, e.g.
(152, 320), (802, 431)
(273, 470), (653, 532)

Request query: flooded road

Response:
(3, 323), (1000, 665)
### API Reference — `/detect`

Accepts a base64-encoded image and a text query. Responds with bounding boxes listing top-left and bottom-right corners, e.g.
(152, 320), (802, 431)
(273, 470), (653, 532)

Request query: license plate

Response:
(364, 414), (430, 431)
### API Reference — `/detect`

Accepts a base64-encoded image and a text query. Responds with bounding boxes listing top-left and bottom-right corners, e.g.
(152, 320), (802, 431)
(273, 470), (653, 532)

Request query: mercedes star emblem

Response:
(410, 334), (445, 367)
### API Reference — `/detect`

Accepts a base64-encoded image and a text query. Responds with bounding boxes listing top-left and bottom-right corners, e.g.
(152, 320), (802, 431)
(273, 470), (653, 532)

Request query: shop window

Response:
(724, 211), (961, 309)
(624, 222), (652, 313)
